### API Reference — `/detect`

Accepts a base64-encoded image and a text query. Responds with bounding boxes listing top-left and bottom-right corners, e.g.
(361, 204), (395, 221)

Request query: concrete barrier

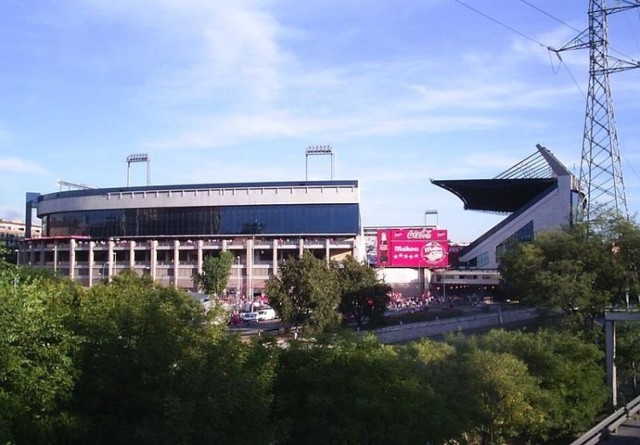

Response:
(370, 308), (542, 344)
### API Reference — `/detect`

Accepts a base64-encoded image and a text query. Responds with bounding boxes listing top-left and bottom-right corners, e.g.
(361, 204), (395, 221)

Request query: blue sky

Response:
(1, 0), (639, 242)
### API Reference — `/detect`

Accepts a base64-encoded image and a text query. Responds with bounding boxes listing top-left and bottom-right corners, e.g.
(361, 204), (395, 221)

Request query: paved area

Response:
(600, 414), (640, 444)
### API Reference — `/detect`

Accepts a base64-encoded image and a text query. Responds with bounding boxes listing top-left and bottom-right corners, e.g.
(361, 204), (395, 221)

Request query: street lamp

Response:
(102, 262), (110, 282)
(102, 252), (117, 283)
(442, 275), (447, 299)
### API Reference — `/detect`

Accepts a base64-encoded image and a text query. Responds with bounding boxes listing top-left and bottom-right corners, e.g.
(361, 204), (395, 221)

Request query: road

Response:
(598, 414), (640, 444)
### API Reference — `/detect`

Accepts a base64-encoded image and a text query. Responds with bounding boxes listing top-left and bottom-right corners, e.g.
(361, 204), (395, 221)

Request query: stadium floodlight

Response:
(424, 210), (438, 228)
(126, 153), (151, 186)
(305, 145), (335, 181)
(127, 153), (149, 163)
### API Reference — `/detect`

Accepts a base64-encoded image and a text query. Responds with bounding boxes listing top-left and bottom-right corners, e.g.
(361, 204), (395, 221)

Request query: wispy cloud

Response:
(0, 156), (47, 174)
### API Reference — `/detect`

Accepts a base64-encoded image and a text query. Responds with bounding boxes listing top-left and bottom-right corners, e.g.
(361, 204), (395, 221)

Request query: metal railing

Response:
(569, 394), (640, 445)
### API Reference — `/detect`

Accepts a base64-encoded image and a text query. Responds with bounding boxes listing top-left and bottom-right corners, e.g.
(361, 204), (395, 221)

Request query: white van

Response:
(256, 308), (277, 321)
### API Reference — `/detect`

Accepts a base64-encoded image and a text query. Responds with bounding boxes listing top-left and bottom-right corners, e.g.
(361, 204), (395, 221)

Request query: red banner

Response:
(377, 228), (449, 268)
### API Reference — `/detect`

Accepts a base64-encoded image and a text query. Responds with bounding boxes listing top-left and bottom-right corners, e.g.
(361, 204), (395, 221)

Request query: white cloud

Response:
(0, 157), (47, 174)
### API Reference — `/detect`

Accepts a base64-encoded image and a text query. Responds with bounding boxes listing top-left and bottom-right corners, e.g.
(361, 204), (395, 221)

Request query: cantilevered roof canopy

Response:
(430, 178), (557, 213)
(430, 144), (572, 213)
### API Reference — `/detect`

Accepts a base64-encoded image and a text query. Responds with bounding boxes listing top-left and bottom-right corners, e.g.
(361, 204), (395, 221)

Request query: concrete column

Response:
(150, 240), (158, 281)
(247, 238), (254, 297)
(606, 320), (617, 407)
(107, 240), (115, 282)
(53, 242), (58, 273)
(173, 240), (180, 288)
(197, 240), (203, 275)
(272, 239), (278, 276)
(88, 241), (95, 286)
(325, 238), (330, 265)
(129, 241), (136, 269)
(69, 239), (76, 280)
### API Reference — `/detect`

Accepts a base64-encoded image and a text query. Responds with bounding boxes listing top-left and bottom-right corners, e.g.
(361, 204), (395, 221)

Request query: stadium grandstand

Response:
(18, 180), (363, 294)
(431, 144), (581, 270)
(17, 144), (578, 302)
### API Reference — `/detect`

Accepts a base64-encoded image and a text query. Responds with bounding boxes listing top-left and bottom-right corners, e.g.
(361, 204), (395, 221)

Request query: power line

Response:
(452, 0), (586, 101)
(519, 0), (581, 33)
(552, 51), (587, 100)
(519, 0), (636, 61)
(452, 0), (549, 49)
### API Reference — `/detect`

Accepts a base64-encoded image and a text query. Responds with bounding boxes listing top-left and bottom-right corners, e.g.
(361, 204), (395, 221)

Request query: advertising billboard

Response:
(377, 227), (449, 268)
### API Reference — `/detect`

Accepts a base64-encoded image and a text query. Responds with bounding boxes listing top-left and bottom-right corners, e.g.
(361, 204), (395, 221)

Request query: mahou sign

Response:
(377, 228), (449, 268)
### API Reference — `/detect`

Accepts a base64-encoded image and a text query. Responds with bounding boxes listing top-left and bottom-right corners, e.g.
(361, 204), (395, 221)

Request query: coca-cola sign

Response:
(376, 227), (449, 268)
(392, 228), (447, 241)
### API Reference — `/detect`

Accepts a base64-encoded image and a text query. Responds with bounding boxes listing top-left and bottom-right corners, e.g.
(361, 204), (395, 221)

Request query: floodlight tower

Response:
(305, 145), (335, 181)
(553, 0), (639, 224)
(126, 153), (151, 187)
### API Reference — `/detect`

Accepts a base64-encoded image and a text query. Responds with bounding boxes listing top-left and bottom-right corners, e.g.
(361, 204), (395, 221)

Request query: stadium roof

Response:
(430, 144), (572, 214)
(430, 178), (557, 213)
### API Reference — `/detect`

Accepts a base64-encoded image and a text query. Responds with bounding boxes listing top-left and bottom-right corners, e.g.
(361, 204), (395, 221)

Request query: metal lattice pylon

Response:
(554, 0), (640, 224)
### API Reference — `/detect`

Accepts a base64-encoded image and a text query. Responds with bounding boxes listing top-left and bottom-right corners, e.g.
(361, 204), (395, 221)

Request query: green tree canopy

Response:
(70, 270), (235, 443)
(0, 267), (78, 444)
(609, 218), (640, 306)
(192, 250), (234, 297)
(271, 334), (443, 445)
(472, 329), (607, 442)
(334, 255), (390, 329)
(264, 252), (341, 334)
(499, 222), (619, 331)
(463, 347), (543, 444)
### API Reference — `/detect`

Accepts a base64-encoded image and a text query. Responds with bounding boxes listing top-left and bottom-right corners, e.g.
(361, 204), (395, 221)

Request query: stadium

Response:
(18, 180), (363, 296)
(18, 144), (579, 300)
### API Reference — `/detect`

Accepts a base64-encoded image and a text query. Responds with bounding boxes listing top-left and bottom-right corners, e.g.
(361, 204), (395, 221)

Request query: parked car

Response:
(240, 312), (258, 323)
(228, 313), (244, 325)
(256, 308), (277, 321)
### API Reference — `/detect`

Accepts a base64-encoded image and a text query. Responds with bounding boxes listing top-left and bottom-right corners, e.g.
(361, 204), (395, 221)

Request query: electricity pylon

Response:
(552, 0), (639, 224)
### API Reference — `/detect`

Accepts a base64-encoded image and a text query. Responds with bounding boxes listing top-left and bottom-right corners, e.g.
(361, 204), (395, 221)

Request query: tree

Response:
(608, 218), (640, 307)
(403, 339), (476, 442)
(264, 252), (341, 334)
(192, 250), (234, 297)
(473, 329), (607, 443)
(0, 267), (79, 444)
(462, 348), (543, 444)
(612, 321), (640, 396)
(0, 241), (14, 264)
(334, 255), (390, 329)
(499, 223), (617, 332)
(180, 335), (278, 445)
(70, 270), (225, 443)
(271, 334), (442, 445)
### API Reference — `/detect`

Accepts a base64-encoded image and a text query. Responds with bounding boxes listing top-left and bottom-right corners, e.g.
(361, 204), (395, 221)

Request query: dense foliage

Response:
(499, 219), (640, 333)
(0, 255), (616, 444)
(265, 253), (391, 333)
(192, 250), (235, 297)
(264, 253), (342, 333)
(334, 255), (391, 329)
(498, 218), (640, 394)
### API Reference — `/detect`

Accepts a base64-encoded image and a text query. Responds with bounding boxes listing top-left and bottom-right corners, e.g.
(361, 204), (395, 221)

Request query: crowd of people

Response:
(387, 291), (467, 311)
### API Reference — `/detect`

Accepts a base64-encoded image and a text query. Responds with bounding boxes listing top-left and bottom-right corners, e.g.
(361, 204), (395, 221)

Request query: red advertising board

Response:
(377, 228), (449, 268)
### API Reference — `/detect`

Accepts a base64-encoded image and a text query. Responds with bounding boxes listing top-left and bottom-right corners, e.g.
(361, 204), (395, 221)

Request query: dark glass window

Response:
(495, 220), (534, 261)
(43, 204), (360, 238)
